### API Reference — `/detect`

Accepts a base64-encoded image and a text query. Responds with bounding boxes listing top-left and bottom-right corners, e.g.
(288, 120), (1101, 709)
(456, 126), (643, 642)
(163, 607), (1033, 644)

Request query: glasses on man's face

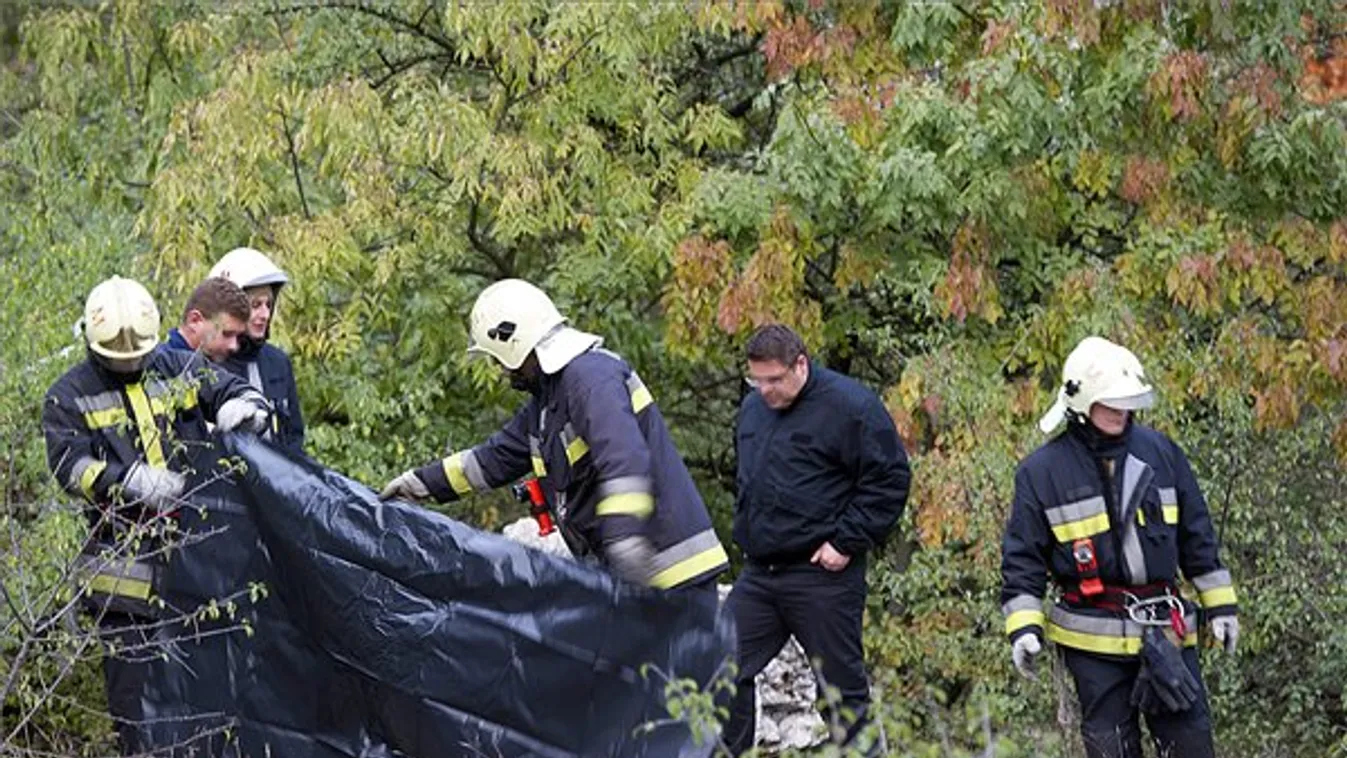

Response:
(745, 358), (801, 389)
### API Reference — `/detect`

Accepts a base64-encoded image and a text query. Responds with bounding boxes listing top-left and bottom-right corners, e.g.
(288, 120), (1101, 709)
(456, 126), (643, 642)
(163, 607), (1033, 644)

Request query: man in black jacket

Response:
(723, 324), (910, 755)
(163, 277), (251, 363)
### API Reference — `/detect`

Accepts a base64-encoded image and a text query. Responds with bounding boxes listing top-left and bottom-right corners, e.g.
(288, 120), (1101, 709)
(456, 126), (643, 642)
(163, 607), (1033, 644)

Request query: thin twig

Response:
(277, 108), (312, 220)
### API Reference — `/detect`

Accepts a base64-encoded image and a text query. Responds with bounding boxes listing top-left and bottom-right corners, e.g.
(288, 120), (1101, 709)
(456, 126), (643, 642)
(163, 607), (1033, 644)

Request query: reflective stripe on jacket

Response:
(418, 348), (728, 589)
(43, 349), (253, 611)
(43, 350), (251, 508)
(999, 422), (1237, 656)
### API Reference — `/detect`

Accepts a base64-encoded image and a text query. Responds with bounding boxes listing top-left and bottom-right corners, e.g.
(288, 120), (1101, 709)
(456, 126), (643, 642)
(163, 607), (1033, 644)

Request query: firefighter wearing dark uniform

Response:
(381, 279), (728, 592)
(42, 276), (269, 755)
(209, 247), (306, 455)
(1000, 336), (1239, 758)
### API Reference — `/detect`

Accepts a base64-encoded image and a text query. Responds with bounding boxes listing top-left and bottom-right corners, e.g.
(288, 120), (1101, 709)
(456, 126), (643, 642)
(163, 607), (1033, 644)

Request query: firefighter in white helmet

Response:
(41, 275), (269, 754)
(999, 336), (1239, 758)
(381, 279), (728, 594)
(208, 247), (305, 454)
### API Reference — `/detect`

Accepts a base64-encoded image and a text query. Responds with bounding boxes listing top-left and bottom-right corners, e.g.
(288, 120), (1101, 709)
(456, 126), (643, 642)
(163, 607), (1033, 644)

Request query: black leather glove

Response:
(1131, 627), (1201, 713)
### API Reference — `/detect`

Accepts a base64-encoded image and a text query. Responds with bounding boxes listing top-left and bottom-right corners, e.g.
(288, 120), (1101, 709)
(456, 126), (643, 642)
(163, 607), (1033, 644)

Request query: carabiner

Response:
(1124, 592), (1182, 627)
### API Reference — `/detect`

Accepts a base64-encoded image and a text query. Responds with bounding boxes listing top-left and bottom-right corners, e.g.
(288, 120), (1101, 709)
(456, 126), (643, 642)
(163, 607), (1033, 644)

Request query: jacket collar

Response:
(1067, 416), (1132, 460)
(233, 334), (263, 360)
(166, 327), (193, 352)
(780, 357), (819, 412)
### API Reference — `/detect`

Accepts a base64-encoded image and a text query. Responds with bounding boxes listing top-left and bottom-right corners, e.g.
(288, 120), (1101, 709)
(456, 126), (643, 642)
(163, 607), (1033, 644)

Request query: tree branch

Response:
(268, 2), (459, 57)
(467, 192), (511, 278)
(516, 28), (600, 104)
(277, 108), (312, 220)
(370, 50), (448, 89)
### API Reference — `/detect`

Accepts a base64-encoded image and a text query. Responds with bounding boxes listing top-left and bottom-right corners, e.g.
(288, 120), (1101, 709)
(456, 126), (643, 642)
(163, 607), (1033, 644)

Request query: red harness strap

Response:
(1062, 580), (1176, 612)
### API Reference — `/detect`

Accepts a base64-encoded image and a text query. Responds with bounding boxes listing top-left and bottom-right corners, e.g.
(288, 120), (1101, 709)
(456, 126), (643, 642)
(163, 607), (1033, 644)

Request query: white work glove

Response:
(380, 470), (431, 502)
(122, 462), (185, 513)
(1012, 634), (1043, 680)
(605, 535), (657, 586)
(1210, 616), (1240, 655)
(216, 395), (269, 434)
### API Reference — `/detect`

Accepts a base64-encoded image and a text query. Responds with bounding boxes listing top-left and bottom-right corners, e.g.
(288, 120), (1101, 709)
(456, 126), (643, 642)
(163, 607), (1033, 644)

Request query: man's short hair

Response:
(182, 277), (250, 324)
(745, 324), (808, 365)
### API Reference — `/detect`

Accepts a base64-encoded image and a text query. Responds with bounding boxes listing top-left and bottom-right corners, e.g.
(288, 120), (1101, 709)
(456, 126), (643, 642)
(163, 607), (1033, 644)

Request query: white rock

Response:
(500, 516), (573, 557)
(774, 711), (827, 750)
(716, 586), (826, 753)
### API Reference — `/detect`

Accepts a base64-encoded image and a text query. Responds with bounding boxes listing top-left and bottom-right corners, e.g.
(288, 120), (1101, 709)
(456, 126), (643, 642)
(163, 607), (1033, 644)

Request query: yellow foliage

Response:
(911, 469), (969, 548)
(1071, 149), (1113, 197)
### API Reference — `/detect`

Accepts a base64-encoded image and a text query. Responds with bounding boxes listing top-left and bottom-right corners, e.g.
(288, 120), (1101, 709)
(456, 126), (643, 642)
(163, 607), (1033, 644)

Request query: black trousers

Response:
(98, 613), (157, 756)
(722, 558), (870, 756)
(1062, 646), (1215, 758)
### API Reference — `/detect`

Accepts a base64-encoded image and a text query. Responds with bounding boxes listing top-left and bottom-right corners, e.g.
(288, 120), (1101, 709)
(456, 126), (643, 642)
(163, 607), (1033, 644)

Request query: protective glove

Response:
(1011, 634), (1042, 680)
(1130, 662), (1159, 713)
(122, 462), (185, 513)
(605, 535), (657, 585)
(380, 470), (431, 502)
(1210, 616), (1239, 655)
(216, 395), (269, 434)
(1131, 626), (1201, 714)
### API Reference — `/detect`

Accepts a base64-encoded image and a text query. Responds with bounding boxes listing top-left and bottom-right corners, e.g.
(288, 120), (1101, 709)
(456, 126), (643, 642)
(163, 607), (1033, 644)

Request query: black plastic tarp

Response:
(129, 435), (733, 757)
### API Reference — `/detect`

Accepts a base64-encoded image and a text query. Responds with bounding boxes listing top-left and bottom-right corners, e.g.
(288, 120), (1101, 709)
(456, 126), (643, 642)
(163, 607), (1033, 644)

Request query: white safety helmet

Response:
(208, 247), (289, 291)
(82, 276), (160, 370)
(467, 279), (600, 374)
(1038, 336), (1154, 433)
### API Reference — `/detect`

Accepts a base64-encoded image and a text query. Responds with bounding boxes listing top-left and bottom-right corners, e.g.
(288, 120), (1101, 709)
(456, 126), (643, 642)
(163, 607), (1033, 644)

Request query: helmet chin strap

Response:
(505, 352), (543, 393)
(89, 349), (148, 375)
(1069, 411), (1132, 447)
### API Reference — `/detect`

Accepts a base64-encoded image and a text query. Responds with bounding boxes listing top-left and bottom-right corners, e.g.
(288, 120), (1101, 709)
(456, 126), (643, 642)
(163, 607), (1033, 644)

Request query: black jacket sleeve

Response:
(1000, 464), (1051, 642)
(832, 395), (910, 555)
(278, 351), (305, 452)
(569, 366), (654, 545)
(1170, 438), (1238, 618)
(42, 388), (121, 504)
(418, 400), (535, 503)
(165, 351), (257, 420)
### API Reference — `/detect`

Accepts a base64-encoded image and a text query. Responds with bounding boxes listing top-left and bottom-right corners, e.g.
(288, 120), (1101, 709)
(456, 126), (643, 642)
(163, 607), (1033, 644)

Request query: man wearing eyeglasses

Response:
(723, 324), (910, 756)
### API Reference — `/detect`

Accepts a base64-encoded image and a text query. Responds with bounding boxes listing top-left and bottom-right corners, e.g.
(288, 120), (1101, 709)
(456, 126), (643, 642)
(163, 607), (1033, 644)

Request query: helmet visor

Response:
(91, 326), (158, 360)
(1096, 389), (1154, 411)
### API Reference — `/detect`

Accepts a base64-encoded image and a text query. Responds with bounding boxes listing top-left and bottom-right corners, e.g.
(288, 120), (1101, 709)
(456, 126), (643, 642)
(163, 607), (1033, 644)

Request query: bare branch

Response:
(277, 108), (313, 220)
(371, 51), (447, 89)
(268, 1), (459, 57)
(466, 194), (511, 279)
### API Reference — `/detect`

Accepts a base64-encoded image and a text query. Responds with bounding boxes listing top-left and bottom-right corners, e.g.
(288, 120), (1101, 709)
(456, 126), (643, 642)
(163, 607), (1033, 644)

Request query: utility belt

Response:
(1049, 580), (1196, 657)
(74, 543), (164, 620)
(1063, 580), (1176, 612)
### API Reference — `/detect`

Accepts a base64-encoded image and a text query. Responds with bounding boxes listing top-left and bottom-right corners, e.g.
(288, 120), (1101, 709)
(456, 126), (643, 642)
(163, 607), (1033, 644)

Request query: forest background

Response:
(2, 0), (1346, 755)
